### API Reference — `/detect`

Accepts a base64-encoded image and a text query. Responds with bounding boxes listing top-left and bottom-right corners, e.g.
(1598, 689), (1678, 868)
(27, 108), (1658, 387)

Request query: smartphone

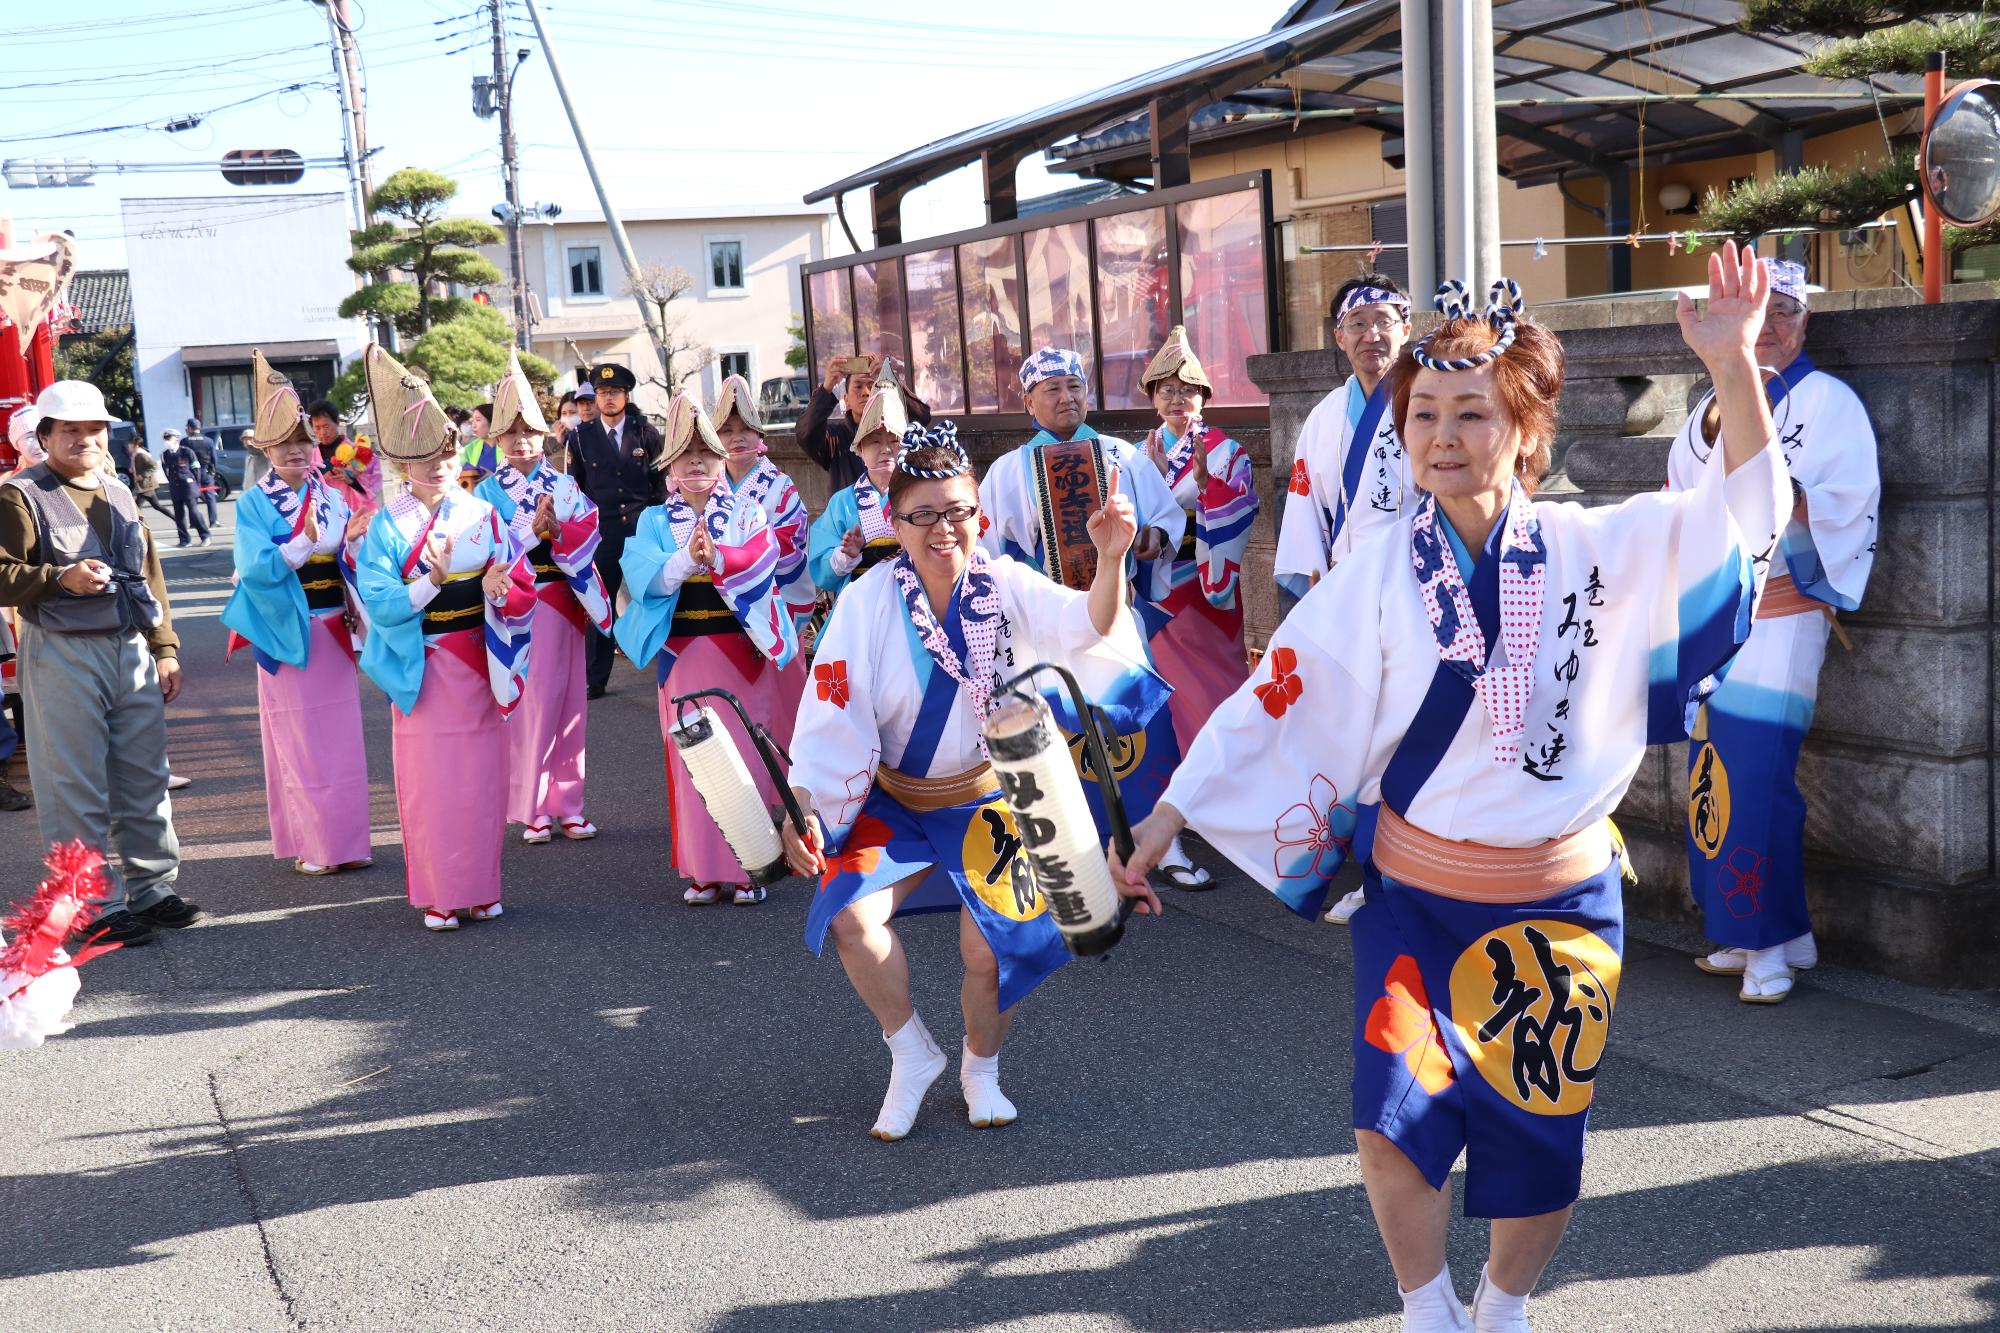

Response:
(839, 355), (874, 375)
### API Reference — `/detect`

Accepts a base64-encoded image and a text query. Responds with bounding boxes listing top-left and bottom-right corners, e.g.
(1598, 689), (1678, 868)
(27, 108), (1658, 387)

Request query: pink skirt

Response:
(508, 589), (589, 824)
(391, 635), (506, 911)
(658, 634), (782, 888)
(1150, 605), (1252, 756)
(257, 614), (373, 867)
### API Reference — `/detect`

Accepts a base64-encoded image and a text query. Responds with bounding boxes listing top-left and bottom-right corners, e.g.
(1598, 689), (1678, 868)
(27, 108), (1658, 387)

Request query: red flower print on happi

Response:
(978, 513), (991, 536)
(814, 660), (850, 709)
(819, 813), (894, 888)
(1287, 457), (1311, 497)
(1254, 646), (1303, 718)
(1273, 774), (1352, 882)
(1363, 954), (1456, 1095)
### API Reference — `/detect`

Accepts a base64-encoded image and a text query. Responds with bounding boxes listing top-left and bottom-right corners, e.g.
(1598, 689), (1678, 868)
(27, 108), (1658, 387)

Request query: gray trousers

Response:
(18, 624), (180, 914)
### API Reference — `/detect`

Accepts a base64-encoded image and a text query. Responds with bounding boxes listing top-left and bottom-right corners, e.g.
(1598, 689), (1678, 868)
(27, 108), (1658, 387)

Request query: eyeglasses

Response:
(1765, 298), (1807, 323)
(1152, 382), (1202, 400)
(1339, 315), (1404, 336)
(896, 503), (979, 527)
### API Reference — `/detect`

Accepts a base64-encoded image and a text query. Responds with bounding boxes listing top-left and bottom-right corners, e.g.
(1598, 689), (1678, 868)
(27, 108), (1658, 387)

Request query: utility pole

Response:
(489, 0), (531, 351)
(320, 0), (390, 347)
(1438, 0), (1501, 293)
(1398, 0), (1441, 297)
(319, 0), (365, 229)
(518, 0), (669, 374)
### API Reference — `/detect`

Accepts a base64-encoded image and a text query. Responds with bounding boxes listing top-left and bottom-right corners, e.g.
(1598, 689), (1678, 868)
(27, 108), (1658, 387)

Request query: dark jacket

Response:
(159, 444), (204, 488)
(183, 433), (217, 481)
(568, 412), (666, 527)
(797, 386), (934, 491)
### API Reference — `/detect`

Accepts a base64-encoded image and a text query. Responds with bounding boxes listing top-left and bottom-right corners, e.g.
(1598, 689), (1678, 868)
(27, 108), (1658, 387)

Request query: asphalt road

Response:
(5, 498), (1998, 1331)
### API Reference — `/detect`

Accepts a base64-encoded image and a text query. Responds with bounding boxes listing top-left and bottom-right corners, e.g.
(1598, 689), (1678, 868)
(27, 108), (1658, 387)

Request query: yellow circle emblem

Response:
(1066, 723), (1146, 784)
(1687, 740), (1731, 861)
(1447, 920), (1621, 1117)
(961, 798), (1043, 922)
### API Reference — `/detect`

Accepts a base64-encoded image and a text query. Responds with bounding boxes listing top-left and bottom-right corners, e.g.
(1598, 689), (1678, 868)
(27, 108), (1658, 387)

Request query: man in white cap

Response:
(1663, 257), (1880, 1004)
(0, 381), (198, 947)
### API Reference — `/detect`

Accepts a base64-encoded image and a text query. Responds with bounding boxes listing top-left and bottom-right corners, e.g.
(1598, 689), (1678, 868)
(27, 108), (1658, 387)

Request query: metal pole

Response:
(329, 0), (373, 204)
(1398, 0), (1437, 296)
(1923, 51), (1945, 305)
(319, 3), (364, 229)
(1469, 0), (1502, 291)
(1440, 0), (1475, 286)
(491, 0), (530, 350)
(518, 0), (668, 373)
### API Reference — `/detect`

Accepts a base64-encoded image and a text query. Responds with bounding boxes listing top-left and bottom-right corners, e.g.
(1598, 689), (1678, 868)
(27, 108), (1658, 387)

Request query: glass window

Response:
(1093, 208), (1171, 411)
(198, 371), (253, 428)
(1024, 222), (1095, 409)
(905, 246), (965, 414)
(567, 246), (603, 297)
(853, 259), (906, 363)
(709, 240), (744, 290)
(960, 236), (1024, 414)
(1176, 189), (1269, 407)
(807, 268), (855, 378)
(719, 351), (750, 381)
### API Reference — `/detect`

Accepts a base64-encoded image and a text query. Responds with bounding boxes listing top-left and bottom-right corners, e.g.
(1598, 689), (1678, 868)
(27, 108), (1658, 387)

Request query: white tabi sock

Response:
(960, 1038), (1017, 1128)
(1470, 1265), (1531, 1332)
(1398, 1263), (1470, 1332)
(871, 1012), (945, 1142)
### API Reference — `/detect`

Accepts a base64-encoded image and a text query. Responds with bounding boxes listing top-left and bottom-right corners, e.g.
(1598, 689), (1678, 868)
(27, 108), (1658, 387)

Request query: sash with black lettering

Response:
(1328, 379), (1392, 551)
(1030, 439), (1108, 592)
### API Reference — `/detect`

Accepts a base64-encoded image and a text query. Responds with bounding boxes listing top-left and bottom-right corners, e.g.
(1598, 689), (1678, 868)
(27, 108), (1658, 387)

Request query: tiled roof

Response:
(66, 270), (131, 335)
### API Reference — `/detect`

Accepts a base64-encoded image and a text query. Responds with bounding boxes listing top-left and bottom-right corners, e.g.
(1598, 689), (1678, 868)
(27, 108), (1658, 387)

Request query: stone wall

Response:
(1246, 289), (2000, 987)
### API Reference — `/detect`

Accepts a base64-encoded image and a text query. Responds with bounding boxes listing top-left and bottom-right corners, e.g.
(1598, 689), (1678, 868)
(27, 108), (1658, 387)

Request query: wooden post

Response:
(1924, 51), (1945, 305)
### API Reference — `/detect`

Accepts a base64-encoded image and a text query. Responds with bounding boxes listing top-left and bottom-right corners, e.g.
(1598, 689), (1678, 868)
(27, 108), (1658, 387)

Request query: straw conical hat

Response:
(488, 348), (548, 436)
(658, 390), (724, 468)
(1140, 325), (1212, 394)
(853, 361), (908, 443)
(711, 373), (765, 436)
(363, 344), (457, 463)
(248, 350), (311, 451)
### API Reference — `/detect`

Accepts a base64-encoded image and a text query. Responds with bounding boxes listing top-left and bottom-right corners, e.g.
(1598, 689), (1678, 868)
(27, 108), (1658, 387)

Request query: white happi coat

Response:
(1274, 376), (1411, 591)
(1666, 361), (1879, 612)
(1168, 446), (1790, 907)
(788, 556), (1155, 843)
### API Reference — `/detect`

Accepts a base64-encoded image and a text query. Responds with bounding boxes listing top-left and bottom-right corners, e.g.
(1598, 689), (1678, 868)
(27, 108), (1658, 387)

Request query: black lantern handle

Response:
(670, 687), (811, 838)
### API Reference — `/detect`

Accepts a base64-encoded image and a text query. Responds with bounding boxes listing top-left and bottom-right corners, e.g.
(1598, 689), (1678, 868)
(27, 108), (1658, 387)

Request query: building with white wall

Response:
(481, 203), (838, 418)
(123, 193), (365, 448)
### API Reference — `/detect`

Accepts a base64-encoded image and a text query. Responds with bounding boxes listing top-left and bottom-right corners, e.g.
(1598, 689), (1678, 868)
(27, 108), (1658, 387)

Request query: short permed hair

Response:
(1388, 317), (1565, 492)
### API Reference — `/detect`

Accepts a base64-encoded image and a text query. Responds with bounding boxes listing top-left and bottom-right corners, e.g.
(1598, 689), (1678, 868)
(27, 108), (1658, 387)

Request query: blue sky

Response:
(1, 0), (1261, 270)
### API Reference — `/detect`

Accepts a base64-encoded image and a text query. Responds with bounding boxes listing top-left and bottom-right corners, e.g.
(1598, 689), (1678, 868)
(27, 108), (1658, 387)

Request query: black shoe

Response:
(134, 894), (203, 929)
(0, 781), (30, 812)
(586, 684), (608, 700)
(80, 909), (155, 947)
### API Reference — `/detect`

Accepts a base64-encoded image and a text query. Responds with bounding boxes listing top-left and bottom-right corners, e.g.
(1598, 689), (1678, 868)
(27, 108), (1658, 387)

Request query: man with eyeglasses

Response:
(1275, 275), (1414, 627)
(1662, 257), (1880, 1006)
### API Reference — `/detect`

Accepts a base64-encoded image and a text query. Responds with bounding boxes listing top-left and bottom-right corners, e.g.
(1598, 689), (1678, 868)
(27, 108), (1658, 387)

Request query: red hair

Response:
(1388, 318), (1565, 490)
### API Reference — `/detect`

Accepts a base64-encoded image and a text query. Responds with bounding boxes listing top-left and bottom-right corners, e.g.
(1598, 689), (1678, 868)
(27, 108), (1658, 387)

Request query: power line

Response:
(1, 0), (296, 44)
(0, 83), (331, 146)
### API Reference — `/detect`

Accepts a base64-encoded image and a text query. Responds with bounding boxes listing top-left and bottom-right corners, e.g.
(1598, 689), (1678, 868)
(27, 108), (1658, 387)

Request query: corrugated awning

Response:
(180, 339), (339, 368)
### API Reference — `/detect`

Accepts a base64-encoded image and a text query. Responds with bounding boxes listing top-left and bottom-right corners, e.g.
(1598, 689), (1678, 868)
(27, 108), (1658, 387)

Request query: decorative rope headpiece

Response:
(895, 420), (972, 479)
(1410, 278), (1525, 372)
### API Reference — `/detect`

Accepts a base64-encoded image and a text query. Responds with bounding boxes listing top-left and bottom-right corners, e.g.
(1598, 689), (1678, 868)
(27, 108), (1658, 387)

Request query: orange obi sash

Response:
(874, 762), (1000, 814)
(1372, 805), (1614, 904)
(1032, 438), (1109, 591)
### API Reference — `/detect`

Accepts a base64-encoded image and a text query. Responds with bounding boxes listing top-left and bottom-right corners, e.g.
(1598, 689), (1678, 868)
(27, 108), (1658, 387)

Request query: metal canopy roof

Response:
(801, 0), (1401, 203)
(806, 0), (1917, 204)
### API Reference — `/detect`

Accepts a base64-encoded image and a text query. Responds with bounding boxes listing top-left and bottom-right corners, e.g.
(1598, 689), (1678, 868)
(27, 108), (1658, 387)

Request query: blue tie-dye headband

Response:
(1338, 285), (1411, 320)
(1018, 346), (1086, 393)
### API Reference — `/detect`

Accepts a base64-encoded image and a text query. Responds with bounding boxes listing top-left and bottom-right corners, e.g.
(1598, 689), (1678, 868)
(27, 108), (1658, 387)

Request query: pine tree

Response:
(1699, 2), (2000, 256)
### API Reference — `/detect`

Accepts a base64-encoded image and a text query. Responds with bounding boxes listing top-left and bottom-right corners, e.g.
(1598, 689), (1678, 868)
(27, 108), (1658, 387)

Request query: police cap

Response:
(590, 363), (637, 393)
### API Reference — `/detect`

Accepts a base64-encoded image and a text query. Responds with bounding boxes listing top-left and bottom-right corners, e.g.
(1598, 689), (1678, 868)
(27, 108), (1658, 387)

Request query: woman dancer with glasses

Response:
(780, 422), (1170, 1142)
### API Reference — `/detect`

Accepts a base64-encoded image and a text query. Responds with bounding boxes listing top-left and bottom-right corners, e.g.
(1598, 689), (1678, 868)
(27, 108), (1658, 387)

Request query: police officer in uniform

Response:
(567, 362), (665, 697)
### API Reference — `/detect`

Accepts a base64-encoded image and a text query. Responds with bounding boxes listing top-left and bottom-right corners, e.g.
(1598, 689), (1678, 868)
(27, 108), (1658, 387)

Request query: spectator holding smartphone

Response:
(797, 351), (932, 491)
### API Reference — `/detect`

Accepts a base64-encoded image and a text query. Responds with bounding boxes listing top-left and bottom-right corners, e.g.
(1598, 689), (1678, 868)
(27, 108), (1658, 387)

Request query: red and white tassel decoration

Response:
(0, 841), (122, 1052)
